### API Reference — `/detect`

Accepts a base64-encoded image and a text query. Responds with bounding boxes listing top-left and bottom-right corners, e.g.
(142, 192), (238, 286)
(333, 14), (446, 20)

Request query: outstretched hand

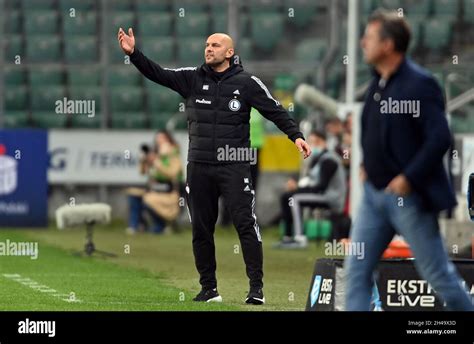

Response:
(118, 27), (135, 55)
(295, 138), (312, 159)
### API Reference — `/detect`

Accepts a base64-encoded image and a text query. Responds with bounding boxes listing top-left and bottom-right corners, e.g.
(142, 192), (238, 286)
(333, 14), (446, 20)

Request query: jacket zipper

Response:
(213, 80), (221, 163)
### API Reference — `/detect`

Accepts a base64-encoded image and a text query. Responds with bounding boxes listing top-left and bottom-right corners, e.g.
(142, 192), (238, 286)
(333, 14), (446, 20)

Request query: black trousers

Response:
(221, 148), (261, 226)
(185, 161), (263, 290)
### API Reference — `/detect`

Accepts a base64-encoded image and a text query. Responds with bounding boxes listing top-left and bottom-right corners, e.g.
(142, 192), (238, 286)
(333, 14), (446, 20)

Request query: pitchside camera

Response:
(468, 173), (474, 221)
(140, 144), (150, 154)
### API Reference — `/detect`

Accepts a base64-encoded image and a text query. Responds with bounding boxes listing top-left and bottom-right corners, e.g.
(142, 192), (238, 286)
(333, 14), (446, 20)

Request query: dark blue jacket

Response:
(361, 58), (457, 212)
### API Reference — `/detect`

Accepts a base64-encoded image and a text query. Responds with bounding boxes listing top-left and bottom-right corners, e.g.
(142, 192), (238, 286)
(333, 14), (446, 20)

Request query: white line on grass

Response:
(2, 273), (82, 303)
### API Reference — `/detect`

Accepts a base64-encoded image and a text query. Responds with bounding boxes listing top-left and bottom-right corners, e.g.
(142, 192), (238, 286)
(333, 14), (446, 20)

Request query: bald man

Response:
(118, 29), (311, 305)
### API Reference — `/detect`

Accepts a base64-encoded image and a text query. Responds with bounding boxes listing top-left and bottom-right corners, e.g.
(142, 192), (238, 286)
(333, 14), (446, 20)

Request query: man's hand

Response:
(295, 138), (311, 159)
(385, 174), (412, 196)
(118, 27), (135, 55)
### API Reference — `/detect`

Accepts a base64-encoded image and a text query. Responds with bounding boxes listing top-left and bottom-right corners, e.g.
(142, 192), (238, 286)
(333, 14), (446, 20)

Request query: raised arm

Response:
(117, 27), (195, 98)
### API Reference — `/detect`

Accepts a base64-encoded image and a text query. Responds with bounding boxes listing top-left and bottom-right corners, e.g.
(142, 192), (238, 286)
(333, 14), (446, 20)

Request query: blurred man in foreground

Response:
(345, 10), (473, 311)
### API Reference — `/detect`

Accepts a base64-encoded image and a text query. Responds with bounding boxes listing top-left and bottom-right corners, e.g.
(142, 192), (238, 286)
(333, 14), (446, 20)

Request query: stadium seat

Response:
(173, 0), (207, 14)
(404, 0), (432, 17)
(108, 0), (134, 11)
(213, 14), (249, 38)
(423, 18), (452, 50)
(407, 16), (424, 52)
(380, 0), (403, 9)
(136, 0), (170, 12)
(5, 35), (23, 62)
(29, 67), (64, 86)
(71, 114), (103, 128)
(138, 13), (173, 37)
(63, 12), (97, 35)
(250, 13), (284, 52)
(108, 39), (129, 64)
(67, 67), (102, 87)
(25, 35), (61, 63)
(210, 1), (227, 16)
(21, 0), (56, 10)
(68, 87), (102, 128)
(31, 86), (66, 112)
(146, 86), (183, 113)
(5, 87), (28, 111)
(23, 10), (59, 35)
(68, 87), (102, 113)
(236, 38), (254, 61)
(358, 62), (372, 85)
(107, 67), (142, 87)
(32, 112), (68, 128)
(360, 0), (374, 16)
(65, 87), (102, 128)
(109, 11), (135, 35)
(450, 114), (470, 133)
(177, 38), (206, 64)
(176, 13), (210, 37)
(141, 37), (175, 63)
(109, 87), (144, 112)
(59, 0), (97, 11)
(433, 0), (459, 20)
(64, 36), (99, 63)
(295, 39), (327, 62)
(327, 68), (342, 99)
(3, 112), (29, 128)
(4, 67), (26, 86)
(464, 0), (474, 24)
(111, 112), (148, 129)
(284, 0), (318, 28)
(149, 112), (174, 130)
(248, 0), (282, 15)
(5, 10), (21, 34)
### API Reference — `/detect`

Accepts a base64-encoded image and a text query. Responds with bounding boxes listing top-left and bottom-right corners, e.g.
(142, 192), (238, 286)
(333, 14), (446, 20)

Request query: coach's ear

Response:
(128, 28), (134, 37)
(226, 47), (234, 59)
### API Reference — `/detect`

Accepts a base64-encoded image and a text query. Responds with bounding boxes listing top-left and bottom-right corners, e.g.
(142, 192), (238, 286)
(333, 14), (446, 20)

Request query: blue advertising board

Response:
(0, 129), (48, 227)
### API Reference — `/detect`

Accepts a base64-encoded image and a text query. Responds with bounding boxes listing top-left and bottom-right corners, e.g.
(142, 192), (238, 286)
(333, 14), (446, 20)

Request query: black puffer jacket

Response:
(130, 49), (304, 163)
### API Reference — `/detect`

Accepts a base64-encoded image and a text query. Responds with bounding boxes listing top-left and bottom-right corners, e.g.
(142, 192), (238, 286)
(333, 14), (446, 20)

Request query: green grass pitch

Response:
(0, 224), (327, 311)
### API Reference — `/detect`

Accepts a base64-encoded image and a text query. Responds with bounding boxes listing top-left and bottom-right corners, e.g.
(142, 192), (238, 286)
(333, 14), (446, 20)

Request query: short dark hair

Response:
(310, 129), (327, 141)
(368, 9), (411, 54)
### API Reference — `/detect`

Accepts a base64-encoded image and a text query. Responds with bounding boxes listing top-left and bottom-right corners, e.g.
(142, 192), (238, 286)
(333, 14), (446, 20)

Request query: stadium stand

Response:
(0, 0), (472, 133)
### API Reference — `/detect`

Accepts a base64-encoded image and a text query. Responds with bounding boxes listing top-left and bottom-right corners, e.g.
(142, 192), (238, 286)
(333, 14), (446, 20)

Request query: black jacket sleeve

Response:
(130, 48), (196, 98)
(247, 75), (304, 142)
(312, 159), (338, 193)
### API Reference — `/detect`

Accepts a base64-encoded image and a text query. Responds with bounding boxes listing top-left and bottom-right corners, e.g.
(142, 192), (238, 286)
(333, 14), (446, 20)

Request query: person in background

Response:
(276, 130), (346, 248)
(126, 130), (182, 235)
(324, 117), (344, 155)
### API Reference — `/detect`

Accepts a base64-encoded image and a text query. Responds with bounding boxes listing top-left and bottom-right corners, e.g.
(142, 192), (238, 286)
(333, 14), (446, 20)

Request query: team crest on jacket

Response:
(228, 99), (241, 111)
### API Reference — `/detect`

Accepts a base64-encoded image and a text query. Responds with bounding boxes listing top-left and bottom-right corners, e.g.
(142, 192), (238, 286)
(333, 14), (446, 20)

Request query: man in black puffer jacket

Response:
(118, 28), (311, 305)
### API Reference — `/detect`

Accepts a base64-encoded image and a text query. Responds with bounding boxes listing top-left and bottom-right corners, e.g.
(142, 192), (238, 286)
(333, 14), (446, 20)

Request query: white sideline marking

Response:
(2, 273), (82, 303)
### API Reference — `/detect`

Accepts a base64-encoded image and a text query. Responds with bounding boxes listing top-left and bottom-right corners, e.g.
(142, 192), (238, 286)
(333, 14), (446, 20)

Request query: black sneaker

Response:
(245, 288), (265, 305)
(193, 288), (222, 302)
